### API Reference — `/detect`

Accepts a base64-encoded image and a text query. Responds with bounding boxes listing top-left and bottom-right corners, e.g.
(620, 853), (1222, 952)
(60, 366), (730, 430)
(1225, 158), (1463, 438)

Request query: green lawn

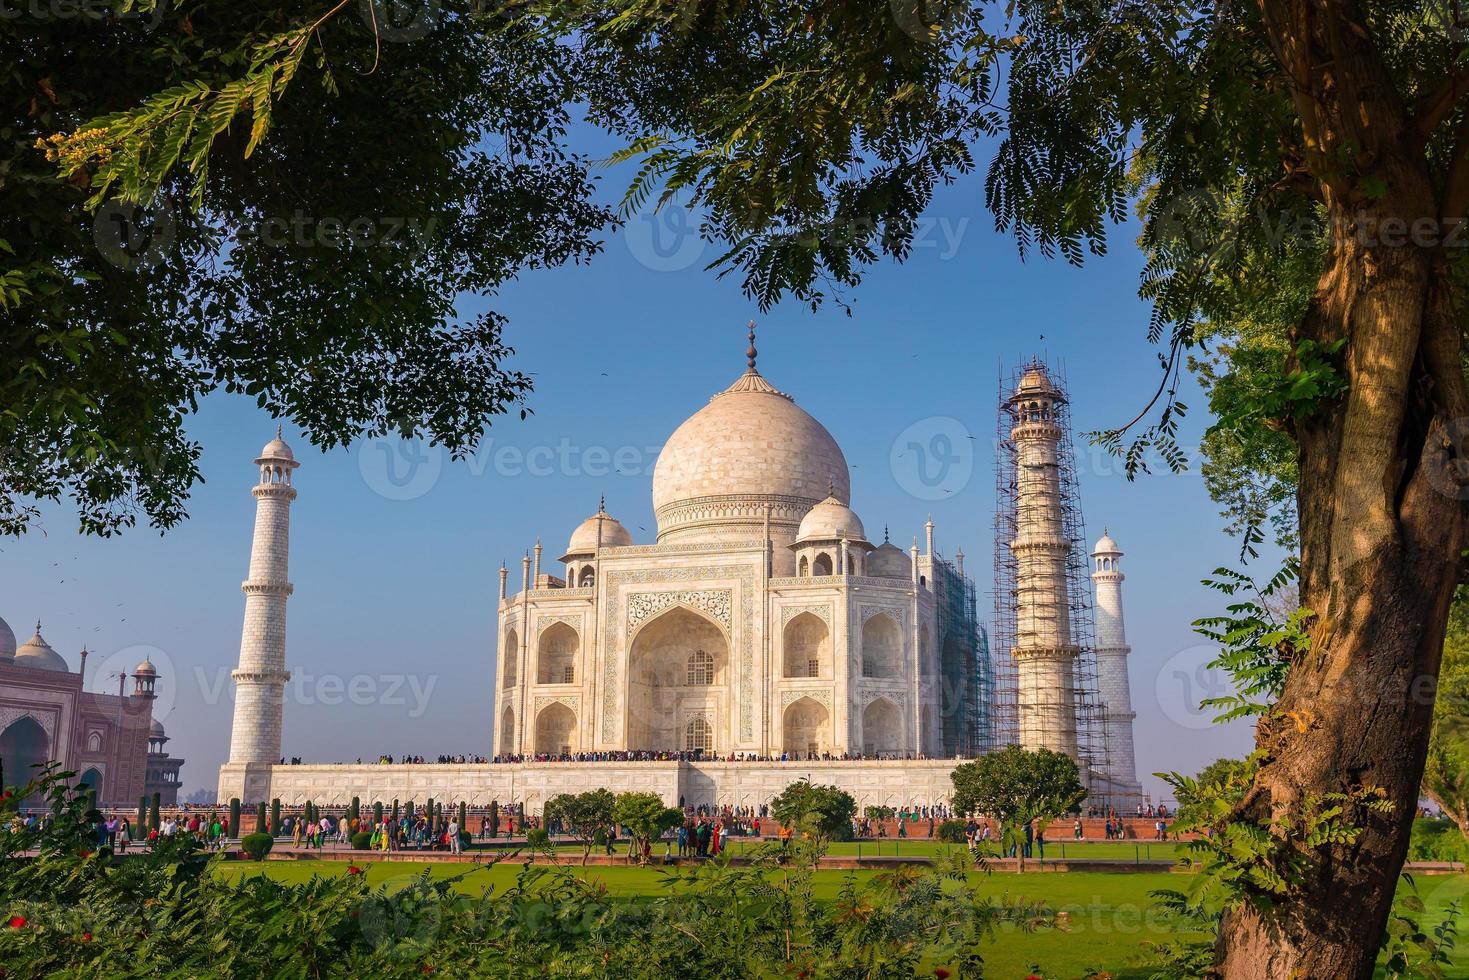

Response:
(217, 858), (1469, 978)
(472, 837), (1183, 863)
(218, 859), (1196, 976)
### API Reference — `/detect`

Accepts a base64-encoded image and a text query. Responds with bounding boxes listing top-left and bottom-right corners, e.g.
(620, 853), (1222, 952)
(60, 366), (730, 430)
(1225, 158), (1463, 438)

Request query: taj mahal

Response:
(218, 330), (1144, 812)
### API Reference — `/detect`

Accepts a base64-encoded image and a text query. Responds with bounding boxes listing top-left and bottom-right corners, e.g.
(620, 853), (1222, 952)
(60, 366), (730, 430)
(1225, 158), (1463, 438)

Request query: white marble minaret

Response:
(219, 428), (298, 803)
(1007, 363), (1079, 758)
(1091, 530), (1144, 801)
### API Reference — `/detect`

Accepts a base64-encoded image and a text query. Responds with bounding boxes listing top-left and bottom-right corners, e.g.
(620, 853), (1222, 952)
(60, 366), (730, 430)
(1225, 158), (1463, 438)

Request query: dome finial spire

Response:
(276, 422), (282, 439)
(746, 320), (758, 372)
(598, 493), (606, 514)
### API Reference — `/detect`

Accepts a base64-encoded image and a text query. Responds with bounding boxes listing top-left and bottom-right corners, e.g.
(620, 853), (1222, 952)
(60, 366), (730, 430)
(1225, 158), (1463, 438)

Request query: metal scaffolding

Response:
(932, 556), (986, 756)
(989, 359), (1113, 799)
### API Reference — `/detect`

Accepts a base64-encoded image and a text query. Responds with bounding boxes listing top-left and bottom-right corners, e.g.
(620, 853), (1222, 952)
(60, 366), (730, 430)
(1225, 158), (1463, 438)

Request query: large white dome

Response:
(652, 366), (849, 543)
(14, 624), (68, 672)
(0, 615), (15, 664)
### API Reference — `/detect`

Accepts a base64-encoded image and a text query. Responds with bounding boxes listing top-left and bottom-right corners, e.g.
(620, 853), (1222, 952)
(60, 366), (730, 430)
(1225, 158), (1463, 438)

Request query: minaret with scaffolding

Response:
(991, 359), (1112, 797)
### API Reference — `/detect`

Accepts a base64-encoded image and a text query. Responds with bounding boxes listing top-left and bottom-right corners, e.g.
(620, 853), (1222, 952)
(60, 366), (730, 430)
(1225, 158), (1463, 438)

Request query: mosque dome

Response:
(0, 614), (15, 664)
(14, 624), (68, 672)
(795, 494), (867, 544)
(1092, 529), (1121, 555)
(652, 329), (849, 544)
(134, 657), (158, 677)
(564, 502), (634, 558)
(865, 529), (913, 579)
(149, 718), (167, 738)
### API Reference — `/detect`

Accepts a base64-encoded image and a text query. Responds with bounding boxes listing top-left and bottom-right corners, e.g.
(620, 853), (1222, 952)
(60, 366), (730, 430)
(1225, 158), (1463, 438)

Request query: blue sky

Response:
(1, 132), (1269, 801)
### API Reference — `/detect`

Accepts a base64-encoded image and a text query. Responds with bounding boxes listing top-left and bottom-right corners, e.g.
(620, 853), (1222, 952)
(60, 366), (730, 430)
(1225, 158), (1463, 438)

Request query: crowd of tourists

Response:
(366, 755), (491, 765)
(486, 750), (938, 764)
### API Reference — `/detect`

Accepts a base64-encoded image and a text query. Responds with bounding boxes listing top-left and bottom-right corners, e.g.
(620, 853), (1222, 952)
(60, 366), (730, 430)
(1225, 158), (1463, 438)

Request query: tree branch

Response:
(1411, 68), (1469, 148)
(1443, 114), (1469, 225)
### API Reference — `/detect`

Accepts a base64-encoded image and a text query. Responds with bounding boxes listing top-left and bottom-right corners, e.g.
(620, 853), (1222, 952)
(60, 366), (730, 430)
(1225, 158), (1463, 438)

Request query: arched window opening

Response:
(862, 614), (902, 679)
(687, 649), (714, 686)
(684, 716), (713, 753)
(502, 630), (519, 689)
(537, 622), (578, 685)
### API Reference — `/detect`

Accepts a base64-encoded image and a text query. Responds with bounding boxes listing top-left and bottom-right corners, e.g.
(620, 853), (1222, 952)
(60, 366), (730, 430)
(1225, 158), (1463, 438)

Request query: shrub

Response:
(350, 831), (373, 850)
(240, 832), (274, 861)
(937, 819), (969, 844)
(1408, 818), (1469, 863)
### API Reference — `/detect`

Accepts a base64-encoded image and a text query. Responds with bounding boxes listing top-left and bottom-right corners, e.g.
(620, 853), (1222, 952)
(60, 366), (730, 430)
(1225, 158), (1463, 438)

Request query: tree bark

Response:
(1213, 2), (1469, 976)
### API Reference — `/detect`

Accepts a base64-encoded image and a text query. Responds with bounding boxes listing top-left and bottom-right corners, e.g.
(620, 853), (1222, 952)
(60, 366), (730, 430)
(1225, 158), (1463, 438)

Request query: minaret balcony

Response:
(1010, 644), (1080, 663)
(241, 581), (294, 596)
(231, 668), (291, 683)
(251, 484), (298, 500)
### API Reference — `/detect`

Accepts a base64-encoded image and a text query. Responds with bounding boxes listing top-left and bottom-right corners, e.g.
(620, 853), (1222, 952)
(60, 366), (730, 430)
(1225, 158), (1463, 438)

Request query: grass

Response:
(216, 856), (1469, 978)
(213, 858), (1196, 977)
(463, 837), (1183, 863)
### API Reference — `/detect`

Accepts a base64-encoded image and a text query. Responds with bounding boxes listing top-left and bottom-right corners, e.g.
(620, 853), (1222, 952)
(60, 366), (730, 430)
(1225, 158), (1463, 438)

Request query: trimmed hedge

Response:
(937, 819), (968, 844)
(241, 832), (274, 861)
(351, 831), (373, 850)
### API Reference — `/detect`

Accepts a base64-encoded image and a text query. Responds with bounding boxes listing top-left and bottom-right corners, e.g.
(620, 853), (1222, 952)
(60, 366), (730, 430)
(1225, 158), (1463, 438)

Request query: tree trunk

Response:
(1213, 3), (1469, 975)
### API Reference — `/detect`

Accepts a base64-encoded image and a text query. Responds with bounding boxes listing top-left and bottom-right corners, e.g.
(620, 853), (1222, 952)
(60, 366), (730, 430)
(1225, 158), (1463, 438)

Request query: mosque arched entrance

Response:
(626, 606), (728, 753)
(0, 717), (50, 806)
(79, 767), (102, 799)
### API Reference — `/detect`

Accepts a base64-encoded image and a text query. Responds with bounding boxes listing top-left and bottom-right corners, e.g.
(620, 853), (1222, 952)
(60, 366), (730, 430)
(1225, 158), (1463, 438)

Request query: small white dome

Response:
(257, 425), (296, 463)
(1092, 528), (1121, 555)
(796, 494), (867, 544)
(14, 624), (68, 672)
(866, 540), (912, 579)
(564, 503), (633, 557)
(1013, 362), (1062, 398)
(0, 615), (15, 664)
